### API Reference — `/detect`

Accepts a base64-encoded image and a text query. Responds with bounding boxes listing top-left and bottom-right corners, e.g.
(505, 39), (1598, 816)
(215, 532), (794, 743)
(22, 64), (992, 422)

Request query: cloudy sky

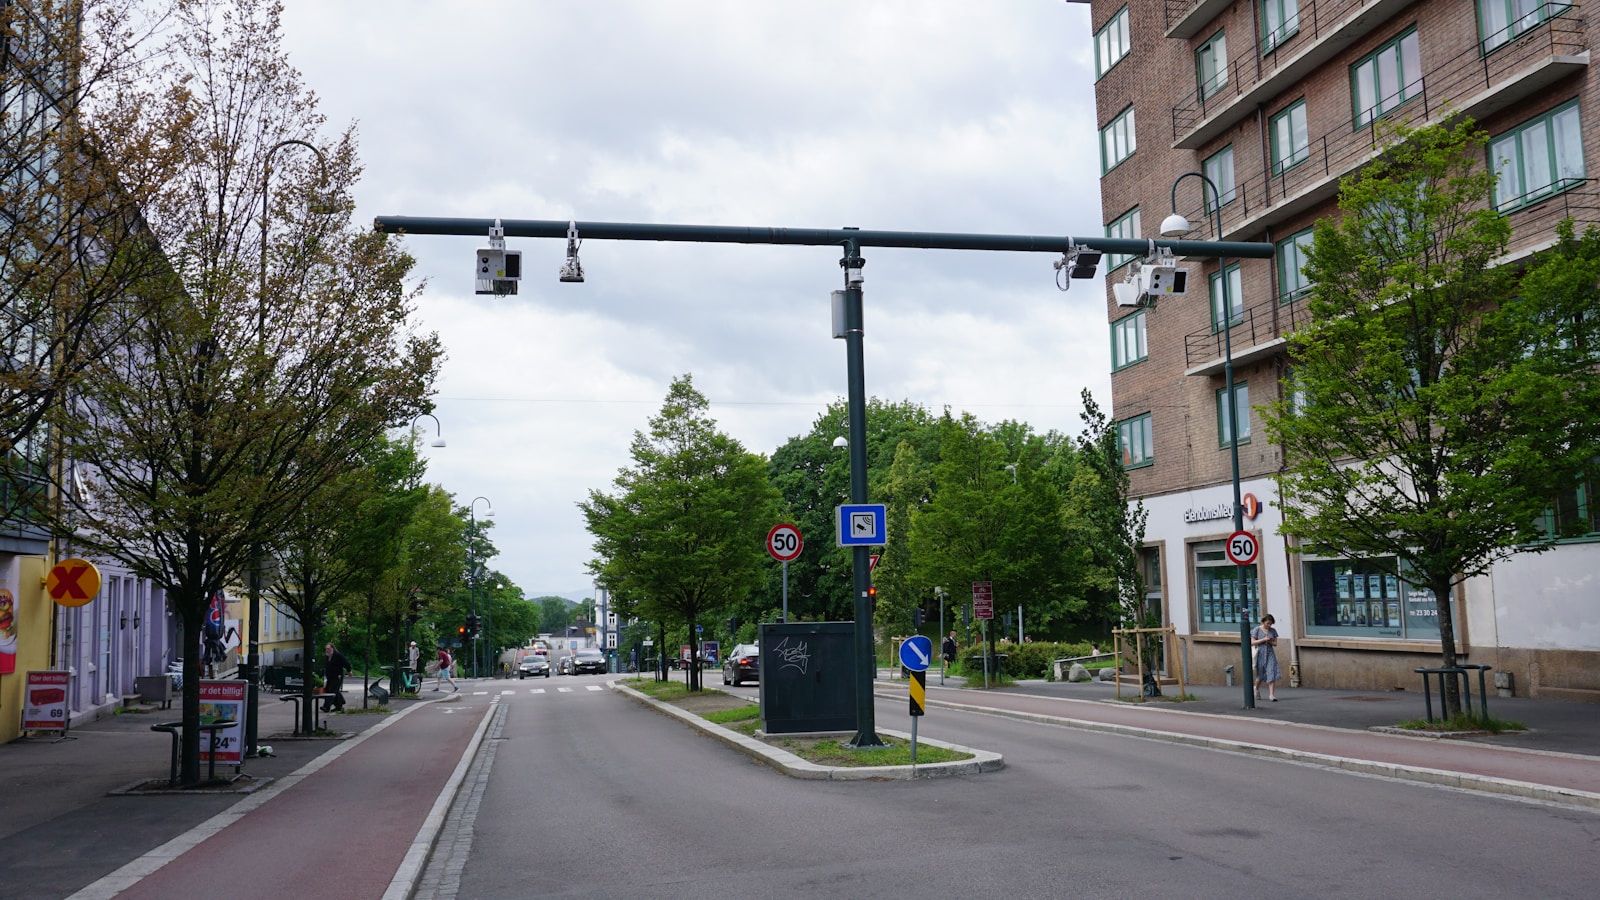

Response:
(278, 1), (1105, 600)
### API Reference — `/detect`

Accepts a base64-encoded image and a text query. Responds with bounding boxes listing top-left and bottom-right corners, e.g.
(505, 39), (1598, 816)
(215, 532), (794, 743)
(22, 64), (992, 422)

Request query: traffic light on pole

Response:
(912, 607), (924, 628)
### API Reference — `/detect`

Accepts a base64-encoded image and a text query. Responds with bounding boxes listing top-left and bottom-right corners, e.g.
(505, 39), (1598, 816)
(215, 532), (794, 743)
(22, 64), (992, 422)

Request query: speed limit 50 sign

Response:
(1226, 530), (1260, 566)
(766, 523), (803, 562)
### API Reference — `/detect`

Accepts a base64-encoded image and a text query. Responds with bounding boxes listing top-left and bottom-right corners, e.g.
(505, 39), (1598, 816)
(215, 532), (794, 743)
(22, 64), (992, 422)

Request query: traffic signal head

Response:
(913, 608), (924, 628)
(867, 585), (877, 602)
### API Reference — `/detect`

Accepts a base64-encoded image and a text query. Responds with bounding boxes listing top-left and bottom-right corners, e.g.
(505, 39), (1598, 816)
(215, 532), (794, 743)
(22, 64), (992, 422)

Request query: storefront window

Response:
(1302, 556), (1441, 639)
(1194, 541), (1259, 631)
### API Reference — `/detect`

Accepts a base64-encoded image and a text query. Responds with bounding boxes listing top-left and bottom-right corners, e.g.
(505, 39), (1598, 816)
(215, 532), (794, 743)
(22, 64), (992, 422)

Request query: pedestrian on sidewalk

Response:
(1252, 614), (1280, 701)
(407, 640), (421, 687)
(942, 631), (958, 670)
(322, 643), (350, 713)
(433, 648), (457, 692)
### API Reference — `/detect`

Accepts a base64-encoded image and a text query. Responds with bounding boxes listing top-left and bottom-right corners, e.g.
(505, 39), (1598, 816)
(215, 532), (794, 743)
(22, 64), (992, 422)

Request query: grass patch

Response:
(1395, 713), (1525, 734)
(703, 704), (760, 724)
(761, 733), (971, 766)
(338, 706), (390, 715)
(1116, 692), (1199, 704)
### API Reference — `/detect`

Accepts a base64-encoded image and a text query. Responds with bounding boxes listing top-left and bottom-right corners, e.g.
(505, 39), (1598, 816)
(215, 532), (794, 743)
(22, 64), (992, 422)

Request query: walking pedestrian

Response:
(941, 630), (958, 669)
(1252, 614), (1281, 701)
(322, 643), (350, 713)
(433, 647), (457, 692)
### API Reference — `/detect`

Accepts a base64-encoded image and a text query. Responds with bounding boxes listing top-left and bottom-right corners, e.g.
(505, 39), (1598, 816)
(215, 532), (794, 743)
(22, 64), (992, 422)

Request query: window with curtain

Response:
(1271, 100), (1309, 174)
(1490, 101), (1584, 211)
(1204, 145), (1236, 210)
(1112, 309), (1147, 370)
(1209, 263), (1243, 331)
(1101, 105), (1137, 173)
(1196, 30), (1228, 100)
(1352, 29), (1422, 128)
(1096, 6), (1131, 78)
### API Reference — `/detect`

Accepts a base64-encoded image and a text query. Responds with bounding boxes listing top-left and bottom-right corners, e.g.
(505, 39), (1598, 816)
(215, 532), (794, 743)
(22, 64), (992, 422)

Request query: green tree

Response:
(532, 596), (574, 635)
(36, 0), (441, 783)
(1070, 390), (1148, 638)
(1262, 120), (1600, 717)
(581, 374), (780, 690)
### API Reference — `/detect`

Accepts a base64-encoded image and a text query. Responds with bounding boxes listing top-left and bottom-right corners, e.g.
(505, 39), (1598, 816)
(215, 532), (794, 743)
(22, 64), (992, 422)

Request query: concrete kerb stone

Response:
(902, 691), (1600, 812)
(608, 680), (1003, 780)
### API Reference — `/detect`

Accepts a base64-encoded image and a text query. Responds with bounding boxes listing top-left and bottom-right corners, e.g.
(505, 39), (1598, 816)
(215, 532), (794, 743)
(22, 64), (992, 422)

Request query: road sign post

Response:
(899, 635), (932, 763)
(767, 523), (803, 622)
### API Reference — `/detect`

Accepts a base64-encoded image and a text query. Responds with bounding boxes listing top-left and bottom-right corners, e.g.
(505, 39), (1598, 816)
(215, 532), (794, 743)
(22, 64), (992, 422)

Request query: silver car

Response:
(517, 654), (551, 678)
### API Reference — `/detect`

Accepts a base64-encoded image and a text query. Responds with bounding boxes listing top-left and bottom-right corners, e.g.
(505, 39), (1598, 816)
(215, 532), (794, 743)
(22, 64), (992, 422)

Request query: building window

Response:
(1105, 206), (1142, 271)
(1302, 557), (1443, 639)
(1118, 413), (1154, 469)
(1096, 6), (1131, 78)
(1491, 101), (1584, 212)
(1112, 309), (1147, 370)
(1204, 145), (1236, 210)
(1195, 541), (1260, 632)
(1262, 0), (1301, 52)
(1282, 367), (1309, 415)
(1101, 105), (1136, 173)
(1277, 229), (1314, 302)
(1352, 29), (1422, 128)
(1209, 262), (1243, 331)
(1270, 100), (1309, 175)
(1196, 30), (1229, 101)
(1217, 381), (1250, 447)
(1539, 461), (1600, 540)
(1479, 0), (1571, 54)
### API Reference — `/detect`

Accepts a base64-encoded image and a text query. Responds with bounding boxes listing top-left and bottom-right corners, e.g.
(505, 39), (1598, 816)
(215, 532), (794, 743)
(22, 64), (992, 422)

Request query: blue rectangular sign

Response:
(836, 503), (887, 546)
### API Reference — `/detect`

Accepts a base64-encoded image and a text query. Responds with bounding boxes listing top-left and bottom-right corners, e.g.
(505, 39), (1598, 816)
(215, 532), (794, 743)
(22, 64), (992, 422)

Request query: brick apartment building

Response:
(1087, 0), (1600, 699)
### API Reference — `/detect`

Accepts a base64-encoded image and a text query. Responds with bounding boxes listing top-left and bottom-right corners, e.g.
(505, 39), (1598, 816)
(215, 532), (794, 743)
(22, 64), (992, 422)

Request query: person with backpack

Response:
(432, 647), (458, 692)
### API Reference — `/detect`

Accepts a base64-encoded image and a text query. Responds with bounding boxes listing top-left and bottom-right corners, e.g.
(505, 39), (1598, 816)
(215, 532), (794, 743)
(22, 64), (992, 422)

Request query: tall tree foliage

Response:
(581, 375), (779, 691)
(1070, 389), (1147, 632)
(37, 0), (441, 782)
(1262, 120), (1600, 715)
(1, 1), (179, 512)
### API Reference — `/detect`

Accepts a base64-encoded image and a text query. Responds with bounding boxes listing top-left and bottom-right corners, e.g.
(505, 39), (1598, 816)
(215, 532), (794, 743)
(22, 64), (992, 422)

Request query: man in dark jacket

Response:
(322, 643), (351, 713)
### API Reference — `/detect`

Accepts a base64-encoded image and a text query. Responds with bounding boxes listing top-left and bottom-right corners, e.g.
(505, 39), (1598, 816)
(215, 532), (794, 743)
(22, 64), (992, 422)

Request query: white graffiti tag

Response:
(771, 638), (811, 674)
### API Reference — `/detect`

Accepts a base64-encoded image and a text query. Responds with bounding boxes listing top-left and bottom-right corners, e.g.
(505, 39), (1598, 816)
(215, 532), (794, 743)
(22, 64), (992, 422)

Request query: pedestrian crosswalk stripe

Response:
(472, 691), (488, 695)
(501, 690), (515, 695)
(557, 687), (572, 693)
(529, 688), (546, 694)
(585, 685), (602, 692)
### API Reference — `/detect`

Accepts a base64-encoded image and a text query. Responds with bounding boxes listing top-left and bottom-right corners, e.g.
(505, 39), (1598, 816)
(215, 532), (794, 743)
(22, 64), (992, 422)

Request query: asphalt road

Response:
(446, 676), (1600, 898)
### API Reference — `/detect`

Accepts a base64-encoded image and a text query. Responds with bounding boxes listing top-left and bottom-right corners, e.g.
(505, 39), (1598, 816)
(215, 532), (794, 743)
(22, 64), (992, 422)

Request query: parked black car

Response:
(517, 654), (551, 678)
(569, 648), (608, 675)
(722, 644), (759, 685)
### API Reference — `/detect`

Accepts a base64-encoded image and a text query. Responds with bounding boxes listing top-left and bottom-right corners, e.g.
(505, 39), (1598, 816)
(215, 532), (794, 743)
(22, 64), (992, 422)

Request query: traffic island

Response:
(610, 678), (1002, 780)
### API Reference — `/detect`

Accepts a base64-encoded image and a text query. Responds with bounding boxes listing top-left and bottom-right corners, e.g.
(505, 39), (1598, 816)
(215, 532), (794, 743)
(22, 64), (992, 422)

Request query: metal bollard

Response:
(1224, 664), (1235, 687)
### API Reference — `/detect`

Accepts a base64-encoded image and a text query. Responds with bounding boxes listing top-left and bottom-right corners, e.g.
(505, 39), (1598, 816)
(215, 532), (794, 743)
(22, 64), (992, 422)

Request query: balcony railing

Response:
(1166, 15), (1589, 244)
(1184, 292), (1313, 371)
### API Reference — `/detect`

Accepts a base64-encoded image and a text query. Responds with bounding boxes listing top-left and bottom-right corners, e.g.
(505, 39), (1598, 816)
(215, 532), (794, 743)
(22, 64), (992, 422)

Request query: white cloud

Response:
(281, 0), (1105, 596)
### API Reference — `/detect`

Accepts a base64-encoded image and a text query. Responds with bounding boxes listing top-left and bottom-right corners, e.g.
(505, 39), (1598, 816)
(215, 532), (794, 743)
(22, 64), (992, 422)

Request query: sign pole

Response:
(782, 559), (788, 622)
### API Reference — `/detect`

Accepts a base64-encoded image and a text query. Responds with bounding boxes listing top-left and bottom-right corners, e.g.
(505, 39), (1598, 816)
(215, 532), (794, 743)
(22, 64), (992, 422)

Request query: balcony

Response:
(1167, 15), (1590, 245)
(1169, 0), (1415, 150)
(1164, 0), (1234, 39)
(1184, 292), (1313, 375)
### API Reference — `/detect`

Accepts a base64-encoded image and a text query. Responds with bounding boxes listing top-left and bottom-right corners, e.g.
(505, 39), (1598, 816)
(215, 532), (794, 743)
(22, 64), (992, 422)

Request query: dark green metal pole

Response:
(840, 242), (884, 748)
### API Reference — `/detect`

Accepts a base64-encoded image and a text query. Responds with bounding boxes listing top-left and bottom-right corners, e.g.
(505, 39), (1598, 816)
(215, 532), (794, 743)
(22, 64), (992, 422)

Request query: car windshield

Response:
(735, 645), (758, 657)
(577, 650), (603, 659)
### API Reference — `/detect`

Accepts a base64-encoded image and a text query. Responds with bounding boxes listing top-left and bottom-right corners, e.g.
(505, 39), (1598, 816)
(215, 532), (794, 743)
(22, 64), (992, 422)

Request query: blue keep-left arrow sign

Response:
(899, 635), (932, 672)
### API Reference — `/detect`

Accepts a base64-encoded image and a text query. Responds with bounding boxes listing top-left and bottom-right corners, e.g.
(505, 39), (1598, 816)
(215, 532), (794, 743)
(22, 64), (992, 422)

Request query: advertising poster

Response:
(701, 641), (719, 665)
(198, 679), (246, 765)
(0, 588), (16, 675)
(23, 671), (70, 731)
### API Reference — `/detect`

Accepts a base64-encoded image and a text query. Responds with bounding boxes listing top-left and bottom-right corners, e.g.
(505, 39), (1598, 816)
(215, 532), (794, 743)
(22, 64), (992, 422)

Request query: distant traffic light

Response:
(867, 585), (877, 607)
(912, 608), (924, 628)
(726, 617), (738, 634)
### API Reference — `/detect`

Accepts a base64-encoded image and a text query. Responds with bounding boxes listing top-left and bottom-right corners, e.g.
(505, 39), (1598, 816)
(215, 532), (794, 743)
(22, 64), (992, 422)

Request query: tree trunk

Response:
(300, 631), (317, 733)
(1433, 577), (1461, 719)
(179, 610), (204, 786)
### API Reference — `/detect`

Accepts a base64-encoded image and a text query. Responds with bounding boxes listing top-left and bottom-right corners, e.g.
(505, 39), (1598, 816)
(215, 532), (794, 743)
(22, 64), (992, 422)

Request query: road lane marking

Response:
(586, 685), (602, 692)
(557, 687), (572, 693)
(529, 688), (545, 694)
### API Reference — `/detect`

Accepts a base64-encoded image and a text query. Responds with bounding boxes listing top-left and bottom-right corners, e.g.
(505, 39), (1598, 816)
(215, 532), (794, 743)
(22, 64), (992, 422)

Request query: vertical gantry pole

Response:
(840, 240), (884, 748)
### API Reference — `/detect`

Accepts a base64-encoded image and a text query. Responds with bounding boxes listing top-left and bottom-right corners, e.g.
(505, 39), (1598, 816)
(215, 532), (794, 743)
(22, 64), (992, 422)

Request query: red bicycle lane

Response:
(110, 696), (493, 900)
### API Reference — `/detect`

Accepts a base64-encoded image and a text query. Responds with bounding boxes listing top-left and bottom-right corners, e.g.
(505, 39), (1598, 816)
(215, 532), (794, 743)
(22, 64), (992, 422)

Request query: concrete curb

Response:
(609, 680), (1003, 780)
(902, 691), (1600, 811)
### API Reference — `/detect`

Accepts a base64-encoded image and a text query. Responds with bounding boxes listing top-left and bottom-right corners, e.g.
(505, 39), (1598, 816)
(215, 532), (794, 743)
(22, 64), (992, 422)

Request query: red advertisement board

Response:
(198, 680), (246, 765)
(23, 671), (70, 731)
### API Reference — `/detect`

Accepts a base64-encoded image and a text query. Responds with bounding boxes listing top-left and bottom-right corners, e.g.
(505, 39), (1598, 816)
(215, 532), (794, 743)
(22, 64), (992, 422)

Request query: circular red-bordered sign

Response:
(1226, 530), (1259, 566)
(766, 523), (803, 562)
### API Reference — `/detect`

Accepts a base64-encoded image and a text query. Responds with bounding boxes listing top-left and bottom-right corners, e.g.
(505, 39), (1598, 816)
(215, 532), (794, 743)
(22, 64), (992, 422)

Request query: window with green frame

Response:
(1539, 460), (1600, 540)
(1352, 29), (1422, 128)
(1209, 263), (1242, 331)
(1262, 0), (1300, 51)
(1105, 207), (1141, 270)
(1101, 105), (1136, 173)
(1270, 100), (1309, 175)
(1204, 145), (1236, 210)
(1196, 30), (1228, 100)
(1490, 101), (1584, 212)
(1112, 309), (1147, 370)
(1217, 381), (1249, 447)
(1277, 229), (1314, 302)
(1095, 6), (1131, 78)
(1479, 0), (1572, 54)
(1118, 413), (1154, 468)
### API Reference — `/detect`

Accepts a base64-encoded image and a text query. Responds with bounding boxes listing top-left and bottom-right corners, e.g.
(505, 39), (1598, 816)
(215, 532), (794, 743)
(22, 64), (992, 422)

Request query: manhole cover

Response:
(1334, 695), (1400, 702)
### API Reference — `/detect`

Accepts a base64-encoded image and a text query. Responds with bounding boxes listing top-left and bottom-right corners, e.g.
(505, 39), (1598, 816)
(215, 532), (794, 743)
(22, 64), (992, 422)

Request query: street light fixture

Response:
(1162, 172), (1254, 711)
(245, 138), (333, 757)
(412, 413), (446, 448)
(468, 496), (494, 677)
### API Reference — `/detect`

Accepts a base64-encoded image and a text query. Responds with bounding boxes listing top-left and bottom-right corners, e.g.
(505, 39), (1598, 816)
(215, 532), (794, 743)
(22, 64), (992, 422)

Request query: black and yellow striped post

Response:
(908, 667), (926, 764)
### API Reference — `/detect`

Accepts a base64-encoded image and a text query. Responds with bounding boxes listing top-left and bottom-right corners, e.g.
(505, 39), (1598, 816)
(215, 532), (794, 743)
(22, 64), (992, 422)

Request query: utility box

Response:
(135, 675), (173, 709)
(758, 621), (856, 735)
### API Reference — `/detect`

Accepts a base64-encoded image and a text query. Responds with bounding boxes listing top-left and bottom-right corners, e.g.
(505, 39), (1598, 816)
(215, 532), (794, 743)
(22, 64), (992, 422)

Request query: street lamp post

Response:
(246, 139), (331, 757)
(1161, 172), (1255, 711)
(412, 413), (447, 448)
(468, 496), (494, 678)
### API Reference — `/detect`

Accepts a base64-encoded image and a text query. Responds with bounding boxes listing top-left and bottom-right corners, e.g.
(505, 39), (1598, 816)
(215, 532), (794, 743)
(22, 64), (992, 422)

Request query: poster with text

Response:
(198, 679), (246, 764)
(23, 671), (70, 731)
